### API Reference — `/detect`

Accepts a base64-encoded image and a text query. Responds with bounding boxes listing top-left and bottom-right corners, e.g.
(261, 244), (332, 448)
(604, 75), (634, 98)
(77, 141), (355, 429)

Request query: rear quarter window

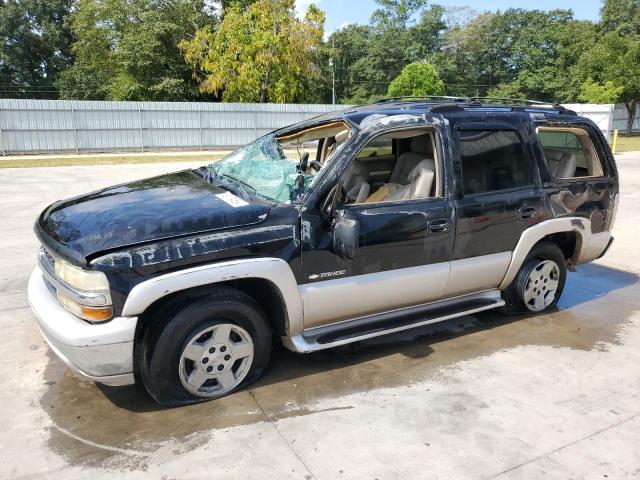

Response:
(537, 128), (604, 179)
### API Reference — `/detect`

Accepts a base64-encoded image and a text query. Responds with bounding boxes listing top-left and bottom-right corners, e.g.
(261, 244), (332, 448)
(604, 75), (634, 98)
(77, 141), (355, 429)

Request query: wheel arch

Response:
(499, 217), (592, 290)
(123, 257), (304, 338)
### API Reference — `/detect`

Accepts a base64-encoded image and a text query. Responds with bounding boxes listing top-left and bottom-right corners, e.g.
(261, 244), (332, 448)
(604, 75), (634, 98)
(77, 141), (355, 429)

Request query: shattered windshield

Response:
(208, 134), (308, 204)
(207, 123), (351, 204)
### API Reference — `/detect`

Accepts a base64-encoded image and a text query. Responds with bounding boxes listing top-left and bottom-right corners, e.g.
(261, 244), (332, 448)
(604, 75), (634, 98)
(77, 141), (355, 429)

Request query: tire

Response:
(140, 287), (271, 407)
(502, 241), (567, 315)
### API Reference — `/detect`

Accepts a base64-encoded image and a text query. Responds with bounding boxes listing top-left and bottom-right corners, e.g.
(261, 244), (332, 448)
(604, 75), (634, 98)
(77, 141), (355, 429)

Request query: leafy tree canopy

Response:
(0, 0), (74, 98)
(387, 62), (444, 97)
(56, 0), (215, 101)
(180, 0), (324, 103)
(577, 30), (640, 132)
(331, 1), (445, 103)
(579, 78), (624, 104)
(601, 0), (640, 34)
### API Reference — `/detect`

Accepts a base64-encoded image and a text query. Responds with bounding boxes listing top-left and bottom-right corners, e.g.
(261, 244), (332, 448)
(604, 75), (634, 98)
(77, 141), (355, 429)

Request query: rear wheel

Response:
(502, 242), (567, 315)
(140, 287), (271, 407)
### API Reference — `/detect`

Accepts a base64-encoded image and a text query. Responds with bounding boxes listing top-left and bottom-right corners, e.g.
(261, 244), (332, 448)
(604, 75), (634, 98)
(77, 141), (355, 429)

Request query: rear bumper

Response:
(27, 267), (137, 386)
(597, 236), (614, 260)
(576, 231), (614, 264)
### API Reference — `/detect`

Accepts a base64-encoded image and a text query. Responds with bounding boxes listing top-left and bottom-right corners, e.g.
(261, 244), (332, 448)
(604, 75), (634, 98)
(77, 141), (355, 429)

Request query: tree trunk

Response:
(625, 100), (637, 135)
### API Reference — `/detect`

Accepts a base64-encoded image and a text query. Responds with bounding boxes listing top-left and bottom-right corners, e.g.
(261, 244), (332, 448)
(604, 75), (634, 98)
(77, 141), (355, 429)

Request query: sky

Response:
(296, 0), (604, 36)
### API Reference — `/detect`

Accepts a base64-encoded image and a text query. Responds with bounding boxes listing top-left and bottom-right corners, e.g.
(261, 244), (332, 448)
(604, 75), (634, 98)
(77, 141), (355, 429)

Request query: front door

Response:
(298, 128), (455, 329)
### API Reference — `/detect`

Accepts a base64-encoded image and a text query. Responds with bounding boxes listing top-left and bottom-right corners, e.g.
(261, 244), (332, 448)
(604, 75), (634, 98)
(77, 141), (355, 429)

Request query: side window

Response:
(342, 130), (438, 204)
(537, 128), (604, 179)
(357, 136), (393, 159)
(459, 130), (533, 195)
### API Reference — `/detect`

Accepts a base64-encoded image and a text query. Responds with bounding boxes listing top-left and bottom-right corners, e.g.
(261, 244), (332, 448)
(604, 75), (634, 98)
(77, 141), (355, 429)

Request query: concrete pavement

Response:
(0, 155), (639, 479)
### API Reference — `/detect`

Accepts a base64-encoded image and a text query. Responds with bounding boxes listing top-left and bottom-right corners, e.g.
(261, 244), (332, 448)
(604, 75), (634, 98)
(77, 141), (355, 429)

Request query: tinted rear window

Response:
(459, 130), (533, 194)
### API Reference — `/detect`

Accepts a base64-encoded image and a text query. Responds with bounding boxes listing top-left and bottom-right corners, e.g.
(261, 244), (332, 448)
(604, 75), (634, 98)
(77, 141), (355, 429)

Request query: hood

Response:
(36, 170), (270, 262)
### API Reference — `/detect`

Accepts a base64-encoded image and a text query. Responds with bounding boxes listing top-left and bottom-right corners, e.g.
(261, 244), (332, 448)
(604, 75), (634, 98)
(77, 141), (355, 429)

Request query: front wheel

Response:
(140, 287), (272, 407)
(502, 241), (567, 315)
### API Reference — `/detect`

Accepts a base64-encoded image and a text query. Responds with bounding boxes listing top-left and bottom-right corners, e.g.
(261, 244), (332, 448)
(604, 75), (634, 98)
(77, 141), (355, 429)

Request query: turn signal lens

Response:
(80, 306), (114, 323)
(57, 293), (113, 323)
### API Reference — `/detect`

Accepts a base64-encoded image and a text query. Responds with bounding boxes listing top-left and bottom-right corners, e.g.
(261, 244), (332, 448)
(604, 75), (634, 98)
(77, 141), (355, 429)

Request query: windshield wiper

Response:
(211, 169), (257, 200)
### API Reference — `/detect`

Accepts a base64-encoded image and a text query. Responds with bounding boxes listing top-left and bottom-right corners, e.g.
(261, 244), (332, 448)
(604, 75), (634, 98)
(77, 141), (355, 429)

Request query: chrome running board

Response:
(282, 290), (505, 353)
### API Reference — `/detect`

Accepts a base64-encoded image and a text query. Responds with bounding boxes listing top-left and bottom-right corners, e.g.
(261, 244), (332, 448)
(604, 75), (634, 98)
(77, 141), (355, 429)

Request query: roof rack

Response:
(468, 96), (565, 109)
(372, 95), (576, 114)
(373, 96), (469, 104)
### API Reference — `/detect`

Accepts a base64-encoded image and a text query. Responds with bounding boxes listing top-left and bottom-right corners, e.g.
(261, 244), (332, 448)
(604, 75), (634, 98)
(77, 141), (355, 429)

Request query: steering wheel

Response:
(310, 160), (323, 172)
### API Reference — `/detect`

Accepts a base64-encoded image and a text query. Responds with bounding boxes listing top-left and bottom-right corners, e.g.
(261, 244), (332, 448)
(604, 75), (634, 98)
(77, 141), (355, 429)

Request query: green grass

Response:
(0, 152), (226, 169)
(614, 135), (640, 153)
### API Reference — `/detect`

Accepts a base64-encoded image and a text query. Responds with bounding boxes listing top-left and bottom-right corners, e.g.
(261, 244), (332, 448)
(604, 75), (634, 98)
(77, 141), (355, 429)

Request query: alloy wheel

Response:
(522, 259), (561, 312)
(179, 323), (254, 398)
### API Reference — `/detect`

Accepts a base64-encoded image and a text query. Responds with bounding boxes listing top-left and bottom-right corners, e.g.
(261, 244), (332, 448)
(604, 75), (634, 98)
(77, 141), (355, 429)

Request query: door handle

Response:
(428, 218), (451, 233)
(519, 206), (537, 220)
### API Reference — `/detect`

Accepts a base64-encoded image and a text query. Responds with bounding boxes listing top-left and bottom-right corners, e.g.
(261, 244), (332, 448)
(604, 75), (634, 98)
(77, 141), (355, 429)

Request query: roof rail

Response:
(371, 95), (577, 115)
(373, 96), (470, 104)
(468, 97), (577, 115)
(468, 96), (549, 106)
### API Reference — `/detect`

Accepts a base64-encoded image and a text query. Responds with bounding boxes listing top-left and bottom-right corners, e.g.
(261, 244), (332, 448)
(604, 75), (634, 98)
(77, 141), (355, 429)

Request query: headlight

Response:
(39, 249), (114, 323)
(55, 257), (110, 293)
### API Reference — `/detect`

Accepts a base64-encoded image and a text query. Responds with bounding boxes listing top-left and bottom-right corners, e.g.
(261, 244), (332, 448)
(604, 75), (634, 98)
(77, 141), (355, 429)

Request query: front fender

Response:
(121, 257), (304, 336)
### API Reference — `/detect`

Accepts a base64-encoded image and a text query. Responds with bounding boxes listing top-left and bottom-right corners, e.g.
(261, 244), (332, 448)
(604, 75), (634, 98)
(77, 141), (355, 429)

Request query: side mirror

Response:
(332, 209), (359, 260)
(321, 184), (339, 219)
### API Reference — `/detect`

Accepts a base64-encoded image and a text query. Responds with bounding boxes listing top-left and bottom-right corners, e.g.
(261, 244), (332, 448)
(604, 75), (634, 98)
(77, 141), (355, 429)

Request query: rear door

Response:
(449, 123), (545, 297)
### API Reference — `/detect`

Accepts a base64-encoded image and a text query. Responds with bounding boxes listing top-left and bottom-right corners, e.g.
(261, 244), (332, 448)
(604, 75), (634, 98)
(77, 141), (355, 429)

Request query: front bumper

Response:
(28, 267), (137, 386)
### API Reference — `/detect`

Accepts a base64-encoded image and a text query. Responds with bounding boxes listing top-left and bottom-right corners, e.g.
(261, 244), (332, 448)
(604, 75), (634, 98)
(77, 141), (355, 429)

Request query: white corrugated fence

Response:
(0, 99), (344, 155)
(0, 99), (629, 156)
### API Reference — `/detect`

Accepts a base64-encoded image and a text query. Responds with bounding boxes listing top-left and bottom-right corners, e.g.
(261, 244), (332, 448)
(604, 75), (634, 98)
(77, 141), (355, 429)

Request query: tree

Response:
(57, 0), (214, 101)
(601, 0), (640, 34)
(553, 20), (598, 102)
(0, 0), (74, 98)
(327, 24), (374, 103)
(332, 0), (445, 103)
(180, 0), (324, 103)
(434, 12), (499, 97)
(387, 62), (444, 97)
(484, 9), (575, 101)
(578, 32), (640, 133)
(594, 0), (640, 133)
(578, 78), (624, 104)
(435, 8), (598, 102)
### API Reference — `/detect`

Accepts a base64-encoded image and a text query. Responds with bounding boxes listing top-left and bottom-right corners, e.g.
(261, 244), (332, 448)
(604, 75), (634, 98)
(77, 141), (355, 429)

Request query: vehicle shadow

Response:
(40, 262), (638, 467)
(98, 262), (637, 411)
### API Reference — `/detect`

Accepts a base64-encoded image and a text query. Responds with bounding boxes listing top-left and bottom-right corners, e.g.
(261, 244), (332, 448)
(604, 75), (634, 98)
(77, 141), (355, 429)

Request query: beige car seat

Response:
(386, 160), (436, 201)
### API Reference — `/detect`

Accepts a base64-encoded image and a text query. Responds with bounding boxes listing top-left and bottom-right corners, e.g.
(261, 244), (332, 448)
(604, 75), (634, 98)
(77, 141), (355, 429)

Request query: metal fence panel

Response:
(0, 99), (619, 155)
(612, 103), (640, 133)
(0, 99), (343, 155)
(563, 104), (615, 139)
